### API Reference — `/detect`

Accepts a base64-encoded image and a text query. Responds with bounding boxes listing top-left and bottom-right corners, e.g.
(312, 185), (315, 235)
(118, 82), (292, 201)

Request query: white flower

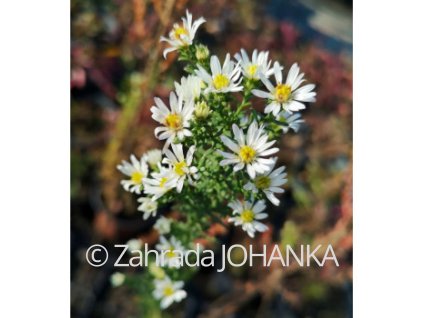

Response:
(137, 196), (158, 219)
(244, 159), (287, 206)
(279, 110), (304, 133)
(228, 199), (268, 238)
(175, 75), (203, 102)
(117, 154), (149, 194)
(156, 235), (185, 268)
(163, 144), (199, 192)
(143, 149), (162, 168)
(218, 121), (279, 179)
(252, 62), (316, 115)
(126, 238), (142, 253)
(195, 54), (243, 93)
(154, 216), (172, 235)
(234, 49), (273, 80)
(110, 272), (125, 287)
(151, 92), (194, 149)
(160, 10), (206, 59)
(153, 275), (187, 309)
(143, 165), (178, 200)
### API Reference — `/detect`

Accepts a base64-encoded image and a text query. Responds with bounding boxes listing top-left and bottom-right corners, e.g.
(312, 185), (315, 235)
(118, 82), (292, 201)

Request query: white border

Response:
(0, 0), (70, 316)
(354, 1), (423, 316)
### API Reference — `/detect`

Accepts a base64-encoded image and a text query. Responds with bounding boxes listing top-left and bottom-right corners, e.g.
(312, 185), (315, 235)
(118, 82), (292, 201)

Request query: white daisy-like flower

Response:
(160, 10), (206, 59)
(126, 238), (142, 253)
(110, 272), (125, 287)
(117, 154), (149, 194)
(156, 235), (185, 268)
(154, 216), (172, 235)
(143, 165), (178, 201)
(175, 75), (203, 102)
(153, 275), (187, 309)
(244, 159), (287, 206)
(195, 54), (243, 93)
(279, 110), (304, 133)
(151, 92), (195, 149)
(228, 199), (268, 238)
(143, 149), (162, 168)
(252, 62), (316, 116)
(234, 49), (273, 80)
(163, 143), (199, 192)
(137, 196), (159, 219)
(218, 121), (279, 179)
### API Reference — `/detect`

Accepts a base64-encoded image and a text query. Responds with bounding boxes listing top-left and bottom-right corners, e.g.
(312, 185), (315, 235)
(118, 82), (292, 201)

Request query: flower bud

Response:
(194, 101), (211, 119)
(195, 44), (209, 61)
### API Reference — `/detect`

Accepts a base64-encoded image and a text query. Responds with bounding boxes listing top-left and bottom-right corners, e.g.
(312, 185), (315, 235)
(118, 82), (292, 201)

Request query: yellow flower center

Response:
(172, 25), (188, 41)
(159, 177), (168, 188)
(239, 145), (256, 164)
(163, 285), (174, 297)
(247, 64), (258, 77)
(213, 74), (230, 90)
(165, 113), (182, 130)
(255, 175), (271, 189)
(166, 246), (176, 258)
(275, 84), (292, 102)
(174, 161), (187, 176)
(131, 171), (143, 184)
(240, 209), (255, 223)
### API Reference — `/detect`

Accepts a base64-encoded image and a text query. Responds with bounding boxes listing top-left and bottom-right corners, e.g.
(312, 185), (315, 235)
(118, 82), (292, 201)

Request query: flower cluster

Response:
(116, 10), (316, 310)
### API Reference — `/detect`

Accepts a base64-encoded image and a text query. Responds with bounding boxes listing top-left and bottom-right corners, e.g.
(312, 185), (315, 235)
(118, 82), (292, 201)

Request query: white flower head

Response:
(153, 275), (187, 309)
(279, 110), (304, 133)
(252, 62), (316, 116)
(175, 75), (203, 103)
(156, 235), (185, 268)
(126, 238), (142, 253)
(117, 154), (149, 194)
(151, 92), (194, 149)
(110, 272), (125, 287)
(154, 216), (172, 235)
(160, 10), (206, 59)
(163, 143), (199, 192)
(143, 165), (178, 201)
(137, 196), (158, 219)
(143, 149), (162, 168)
(244, 159), (287, 206)
(234, 49), (273, 80)
(228, 199), (269, 238)
(218, 121), (279, 179)
(195, 54), (243, 93)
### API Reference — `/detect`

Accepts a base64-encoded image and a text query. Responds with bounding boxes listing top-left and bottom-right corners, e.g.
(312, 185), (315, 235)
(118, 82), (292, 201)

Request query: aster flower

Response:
(154, 216), (172, 235)
(110, 272), (125, 287)
(195, 54), (243, 93)
(218, 121), (279, 179)
(228, 199), (268, 238)
(234, 49), (273, 80)
(143, 149), (162, 169)
(137, 196), (158, 219)
(153, 275), (187, 309)
(163, 144), (199, 192)
(117, 154), (149, 194)
(151, 92), (195, 149)
(175, 75), (203, 102)
(160, 10), (206, 59)
(126, 238), (142, 253)
(279, 110), (304, 133)
(244, 159), (287, 206)
(156, 235), (185, 268)
(252, 62), (316, 115)
(143, 165), (178, 200)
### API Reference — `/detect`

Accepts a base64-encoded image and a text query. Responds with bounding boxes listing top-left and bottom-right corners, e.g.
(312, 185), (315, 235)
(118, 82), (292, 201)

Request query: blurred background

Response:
(71, 0), (352, 317)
